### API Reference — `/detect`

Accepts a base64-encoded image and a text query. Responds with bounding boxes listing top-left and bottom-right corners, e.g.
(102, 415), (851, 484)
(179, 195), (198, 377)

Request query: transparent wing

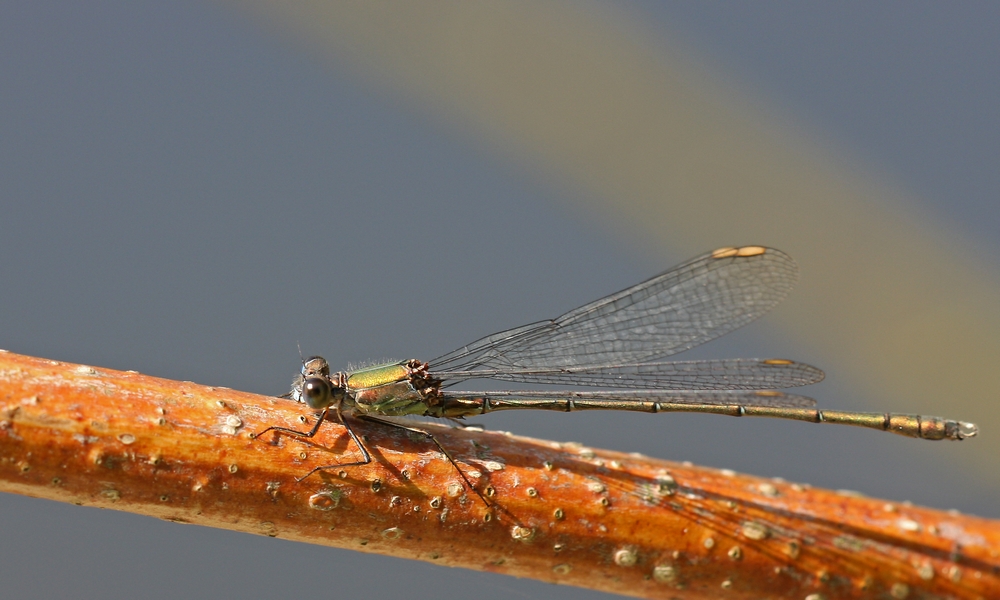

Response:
(441, 389), (818, 408)
(431, 358), (823, 390)
(430, 247), (800, 382)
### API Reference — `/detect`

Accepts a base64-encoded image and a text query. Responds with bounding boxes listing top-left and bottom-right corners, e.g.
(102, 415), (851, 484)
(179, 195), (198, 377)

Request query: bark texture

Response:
(0, 350), (996, 599)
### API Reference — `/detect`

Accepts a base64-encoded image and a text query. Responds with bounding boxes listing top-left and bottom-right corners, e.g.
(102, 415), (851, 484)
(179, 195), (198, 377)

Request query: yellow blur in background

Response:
(232, 1), (998, 489)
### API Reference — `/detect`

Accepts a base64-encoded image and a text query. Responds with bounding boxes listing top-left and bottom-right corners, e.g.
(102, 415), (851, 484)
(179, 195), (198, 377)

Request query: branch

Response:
(0, 350), (996, 599)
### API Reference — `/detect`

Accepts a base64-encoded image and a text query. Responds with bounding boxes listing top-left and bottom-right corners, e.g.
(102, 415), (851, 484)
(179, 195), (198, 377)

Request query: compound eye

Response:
(301, 377), (333, 409)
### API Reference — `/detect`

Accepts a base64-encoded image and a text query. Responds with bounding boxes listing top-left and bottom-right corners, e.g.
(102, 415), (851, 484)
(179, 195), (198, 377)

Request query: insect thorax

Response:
(347, 360), (443, 417)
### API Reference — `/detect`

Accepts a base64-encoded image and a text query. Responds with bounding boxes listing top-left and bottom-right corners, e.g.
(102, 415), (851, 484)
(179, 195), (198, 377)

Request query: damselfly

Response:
(254, 246), (976, 503)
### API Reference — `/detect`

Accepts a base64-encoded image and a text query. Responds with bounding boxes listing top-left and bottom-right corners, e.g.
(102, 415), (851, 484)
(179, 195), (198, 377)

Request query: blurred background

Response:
(1, 2), (997, 598)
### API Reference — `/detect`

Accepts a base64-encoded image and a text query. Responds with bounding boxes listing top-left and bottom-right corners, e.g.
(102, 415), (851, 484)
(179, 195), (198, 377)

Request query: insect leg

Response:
(253, 407), (330, 440)
(358, 415), (491, 508)
(294, 405), (374, 482)
(445, 417), (484, 430)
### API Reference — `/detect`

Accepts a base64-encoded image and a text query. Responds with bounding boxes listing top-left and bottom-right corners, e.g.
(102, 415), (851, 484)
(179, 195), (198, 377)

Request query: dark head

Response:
(295, 356), (345, 409)
(301, 356), (331, 379)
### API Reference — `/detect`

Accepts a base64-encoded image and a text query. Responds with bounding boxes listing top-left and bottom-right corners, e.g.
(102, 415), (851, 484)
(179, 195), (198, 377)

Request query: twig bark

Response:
(0, 350), (996, 599)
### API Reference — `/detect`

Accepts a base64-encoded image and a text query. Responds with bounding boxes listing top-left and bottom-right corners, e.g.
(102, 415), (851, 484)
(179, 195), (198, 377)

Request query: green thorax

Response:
(345, 361), (431, 417)
(345, 362), (410, 390)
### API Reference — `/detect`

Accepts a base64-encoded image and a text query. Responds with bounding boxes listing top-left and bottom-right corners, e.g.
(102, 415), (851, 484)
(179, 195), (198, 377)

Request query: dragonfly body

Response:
(291, 357), (974, 441)
(256, 246), (975, 497)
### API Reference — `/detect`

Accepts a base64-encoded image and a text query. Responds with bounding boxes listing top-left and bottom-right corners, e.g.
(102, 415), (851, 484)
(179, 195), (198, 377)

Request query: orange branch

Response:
(0, 350), (996, 599)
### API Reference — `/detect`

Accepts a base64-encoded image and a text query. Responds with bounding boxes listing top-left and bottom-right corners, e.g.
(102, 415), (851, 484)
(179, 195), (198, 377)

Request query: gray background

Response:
(0, 2), (996, 599)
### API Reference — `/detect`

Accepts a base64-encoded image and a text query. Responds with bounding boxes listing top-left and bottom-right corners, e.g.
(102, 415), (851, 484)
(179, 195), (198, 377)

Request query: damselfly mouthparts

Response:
(254, 246), (976, 504)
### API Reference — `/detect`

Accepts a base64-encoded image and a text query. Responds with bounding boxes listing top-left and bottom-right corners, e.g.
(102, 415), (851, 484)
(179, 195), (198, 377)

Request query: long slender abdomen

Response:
(438, 394), (976, 440)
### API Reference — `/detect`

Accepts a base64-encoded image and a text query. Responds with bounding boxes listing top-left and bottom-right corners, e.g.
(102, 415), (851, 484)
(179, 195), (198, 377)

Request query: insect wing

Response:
(441, 389), (818, 408)
(431, 358), (822, 390)
(431, 247), (798, 378)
